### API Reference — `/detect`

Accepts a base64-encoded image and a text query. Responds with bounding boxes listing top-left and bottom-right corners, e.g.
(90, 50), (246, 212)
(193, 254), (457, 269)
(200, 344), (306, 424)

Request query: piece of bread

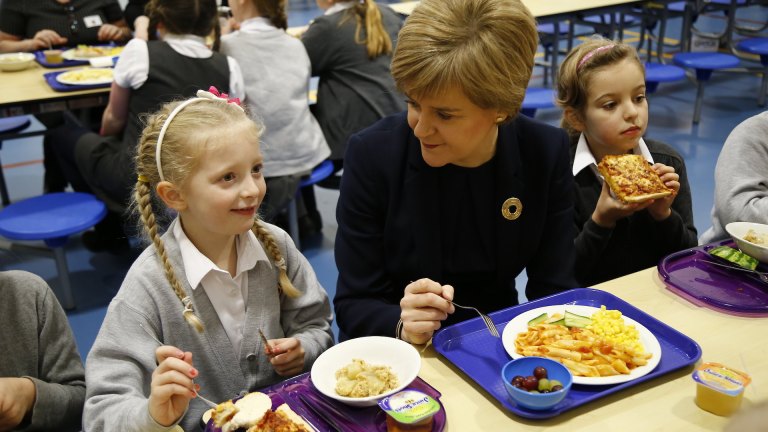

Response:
(228, 392), (273, 431)
(597, 154), (672, 203)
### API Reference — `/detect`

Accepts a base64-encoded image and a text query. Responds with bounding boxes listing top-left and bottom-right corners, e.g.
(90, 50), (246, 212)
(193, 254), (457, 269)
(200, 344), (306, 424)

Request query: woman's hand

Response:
(646, 163), (680, 221)
(97, 24), (126, 42)
(591, 181), (652, 228)
(267, 338), (305, 377)
(399, 279), (456, 345)
(0, 377), (35, 431)
(148, 346), (197, 427)
(32, 29), (67, 49)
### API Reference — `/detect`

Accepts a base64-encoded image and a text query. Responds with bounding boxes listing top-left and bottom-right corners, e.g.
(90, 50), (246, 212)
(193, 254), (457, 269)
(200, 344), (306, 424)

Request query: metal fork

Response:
(451, 302), (500, 337)
(139, 323), (218, 408)
(696, 258), (768, 284)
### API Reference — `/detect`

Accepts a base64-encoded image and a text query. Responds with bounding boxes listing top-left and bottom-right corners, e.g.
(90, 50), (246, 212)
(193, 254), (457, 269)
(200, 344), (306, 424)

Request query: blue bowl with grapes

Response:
(501, 356), (572, 411)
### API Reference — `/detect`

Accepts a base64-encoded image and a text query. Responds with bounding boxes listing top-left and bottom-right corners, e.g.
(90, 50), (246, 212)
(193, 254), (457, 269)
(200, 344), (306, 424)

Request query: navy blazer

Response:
(334, 112), (576, 340)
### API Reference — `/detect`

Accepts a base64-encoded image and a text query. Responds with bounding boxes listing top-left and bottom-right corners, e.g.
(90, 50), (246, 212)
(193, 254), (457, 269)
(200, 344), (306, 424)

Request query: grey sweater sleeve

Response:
(701, 111), (768, 243)
(277, 229), (335, 364)
(84, 298), (180, 432)
(26, 286), (86, 431)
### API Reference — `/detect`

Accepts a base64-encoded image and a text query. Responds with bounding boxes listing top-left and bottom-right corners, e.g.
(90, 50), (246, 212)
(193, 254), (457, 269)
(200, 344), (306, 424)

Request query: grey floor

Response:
(1, 1), (767, 361)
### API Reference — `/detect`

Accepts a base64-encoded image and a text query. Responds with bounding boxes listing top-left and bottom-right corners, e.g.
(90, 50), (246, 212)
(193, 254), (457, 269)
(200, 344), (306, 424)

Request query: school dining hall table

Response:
(416, 266), (766, 431)
(0, 62), (109, 119)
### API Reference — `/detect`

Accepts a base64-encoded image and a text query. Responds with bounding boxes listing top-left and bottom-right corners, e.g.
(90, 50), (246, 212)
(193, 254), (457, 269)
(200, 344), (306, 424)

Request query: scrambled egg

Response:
(586, 306), (644, 353)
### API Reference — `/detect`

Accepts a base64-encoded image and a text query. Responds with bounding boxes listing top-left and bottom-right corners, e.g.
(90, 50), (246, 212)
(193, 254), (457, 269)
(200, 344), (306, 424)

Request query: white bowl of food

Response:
(310, 336), (421, 407)
(0, 52), (35, 72)
(726, 222), (768, 264)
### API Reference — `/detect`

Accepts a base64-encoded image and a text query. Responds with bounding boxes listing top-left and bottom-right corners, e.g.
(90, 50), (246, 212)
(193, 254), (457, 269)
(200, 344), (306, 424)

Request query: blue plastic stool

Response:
(672, 52), (740, 124)
(521, 88), (556, 118)
(0, 192), (107, 309)
(287, 160), (334, 249)
(0, 116), (32, 206)
(644, 62), (686, 93)
(736, 38), (768, 106)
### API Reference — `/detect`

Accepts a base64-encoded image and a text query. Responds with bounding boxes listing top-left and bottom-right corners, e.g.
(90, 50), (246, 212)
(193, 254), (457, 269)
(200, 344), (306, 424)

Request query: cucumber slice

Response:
(564, 311), (592, 328)
(527, 312), (548, 326)
(549, 318), (565, 326)
(709, 246), (758, 270)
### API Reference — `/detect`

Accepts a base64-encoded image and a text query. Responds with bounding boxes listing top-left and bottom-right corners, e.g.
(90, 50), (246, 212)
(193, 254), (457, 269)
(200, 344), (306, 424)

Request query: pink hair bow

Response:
(207, 86), (242, 107)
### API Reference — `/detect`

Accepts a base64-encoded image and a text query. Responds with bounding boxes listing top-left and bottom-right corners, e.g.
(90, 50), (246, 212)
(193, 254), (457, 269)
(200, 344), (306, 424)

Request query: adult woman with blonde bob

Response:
(333, 0), (576, 344)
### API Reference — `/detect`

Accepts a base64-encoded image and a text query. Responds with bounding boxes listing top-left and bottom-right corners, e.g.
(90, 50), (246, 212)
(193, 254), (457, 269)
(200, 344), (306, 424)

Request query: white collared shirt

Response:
(325, 1), (357, 15)
(572, 133), (655, 182)
(172, 220), (268, 354)
(114, 34), (245, 99)
(235, 16), (275, 33)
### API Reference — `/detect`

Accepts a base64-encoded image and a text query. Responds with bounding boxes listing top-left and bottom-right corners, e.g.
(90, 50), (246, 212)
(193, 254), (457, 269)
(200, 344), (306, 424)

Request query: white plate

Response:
(56, 68), (113, 86)
(62, 46), (122, 61)
(501, 304), (662, 385)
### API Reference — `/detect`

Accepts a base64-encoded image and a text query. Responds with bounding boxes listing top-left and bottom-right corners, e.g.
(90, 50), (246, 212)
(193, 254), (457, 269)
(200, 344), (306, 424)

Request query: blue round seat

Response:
(644, 62), (686, 93)
(521, 88), (556, 118)
(0, 116), (32, 206)
(672, 52), (740, 124)
(737, 38), (768, 106)
(287, 160), (334, 249)
(0, 192), (106, 309)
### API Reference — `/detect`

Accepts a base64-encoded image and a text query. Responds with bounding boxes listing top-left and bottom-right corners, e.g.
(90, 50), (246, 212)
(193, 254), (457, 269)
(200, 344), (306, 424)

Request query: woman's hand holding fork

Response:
(399, 279), (456, 345)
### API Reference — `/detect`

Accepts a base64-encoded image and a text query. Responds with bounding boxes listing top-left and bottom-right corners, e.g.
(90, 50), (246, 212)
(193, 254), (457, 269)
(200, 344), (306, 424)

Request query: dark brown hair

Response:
(146, 0), (222, 51)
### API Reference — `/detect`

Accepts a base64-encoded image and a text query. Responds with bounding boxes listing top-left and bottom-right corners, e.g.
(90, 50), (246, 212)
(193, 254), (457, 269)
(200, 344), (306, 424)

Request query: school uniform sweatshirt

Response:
(83, 220), (334, 432)
(699, 111), (768, 244)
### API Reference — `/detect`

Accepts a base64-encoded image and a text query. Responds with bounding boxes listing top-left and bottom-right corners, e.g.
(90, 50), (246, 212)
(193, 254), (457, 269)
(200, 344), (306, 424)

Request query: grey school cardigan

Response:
(83, 220), (334, 432)
(0, 270), (85, 432)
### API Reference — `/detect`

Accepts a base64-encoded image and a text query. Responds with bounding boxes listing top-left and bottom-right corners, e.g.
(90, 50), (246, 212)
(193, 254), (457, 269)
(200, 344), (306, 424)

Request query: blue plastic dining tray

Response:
(34, 50), (88, 68)
(43, 70), (111, 92)
(34, 44), (120, 68)
(432, 288), (702, 419)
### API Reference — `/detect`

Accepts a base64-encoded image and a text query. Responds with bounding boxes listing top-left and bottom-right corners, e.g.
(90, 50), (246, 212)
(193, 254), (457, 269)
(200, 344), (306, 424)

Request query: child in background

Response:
(556, 37), (697, 286)
(301, 0), (405, 189)
(50, 0), (245, 253)
(221, 0), (330, 226)
(699, 111), (768, 244)
(0, 270), (85, 432)
(83, 91), (334, 432)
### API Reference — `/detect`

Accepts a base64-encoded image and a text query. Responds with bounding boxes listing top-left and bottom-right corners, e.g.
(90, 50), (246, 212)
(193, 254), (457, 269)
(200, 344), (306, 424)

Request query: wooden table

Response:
(0, 62), (109, 117)
(417, 267), (766, 431)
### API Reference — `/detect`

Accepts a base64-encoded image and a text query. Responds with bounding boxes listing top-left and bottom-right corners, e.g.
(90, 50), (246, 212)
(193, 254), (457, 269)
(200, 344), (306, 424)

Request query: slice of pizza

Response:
(597, 154), (672, 203)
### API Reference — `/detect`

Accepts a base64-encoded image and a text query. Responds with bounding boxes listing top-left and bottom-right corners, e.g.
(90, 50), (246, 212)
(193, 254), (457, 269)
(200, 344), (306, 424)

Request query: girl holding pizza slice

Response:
(556, 36), (698, 286)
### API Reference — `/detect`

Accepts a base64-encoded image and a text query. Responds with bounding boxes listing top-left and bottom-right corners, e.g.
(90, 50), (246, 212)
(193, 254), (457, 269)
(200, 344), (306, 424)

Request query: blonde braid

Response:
(135, 180), (204, 332)
(252, 219), (301, 298)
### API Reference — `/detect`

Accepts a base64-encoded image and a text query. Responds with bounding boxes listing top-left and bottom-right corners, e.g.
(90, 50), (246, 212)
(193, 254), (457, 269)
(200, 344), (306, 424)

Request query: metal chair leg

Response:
(287, 198), (300, 250)
(693, 80), (705, 124)
(52, 247), (75, 310)
(0, 155), (10, 206)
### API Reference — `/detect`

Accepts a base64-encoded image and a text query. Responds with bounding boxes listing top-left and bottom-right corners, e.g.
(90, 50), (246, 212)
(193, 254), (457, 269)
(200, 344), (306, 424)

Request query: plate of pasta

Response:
(62, 45), (123, 61)
(56, 68), (114, 85)
(502, 305), (662, 385)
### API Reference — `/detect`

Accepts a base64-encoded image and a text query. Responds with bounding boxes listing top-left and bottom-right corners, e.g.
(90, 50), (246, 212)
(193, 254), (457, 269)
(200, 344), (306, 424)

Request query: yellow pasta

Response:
(514, 321), (652, 378)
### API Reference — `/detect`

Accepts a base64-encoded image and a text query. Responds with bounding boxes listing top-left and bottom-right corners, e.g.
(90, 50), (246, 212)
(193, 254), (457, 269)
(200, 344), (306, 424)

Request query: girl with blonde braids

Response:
(83, 89), (334, 432)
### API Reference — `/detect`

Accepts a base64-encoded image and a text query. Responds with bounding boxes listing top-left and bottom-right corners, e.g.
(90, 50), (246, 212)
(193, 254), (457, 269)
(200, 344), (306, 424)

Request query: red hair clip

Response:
(205, 86), (242, 107)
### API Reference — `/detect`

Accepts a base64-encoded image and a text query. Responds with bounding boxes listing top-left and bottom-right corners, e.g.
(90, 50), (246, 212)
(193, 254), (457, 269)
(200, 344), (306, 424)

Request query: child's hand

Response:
(592, 181), (652, 228)
(0, 377), (36, 430)
(148, 346), (197, 427)
(646, 163), (679, 221)
(266, 338), (305, 377)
